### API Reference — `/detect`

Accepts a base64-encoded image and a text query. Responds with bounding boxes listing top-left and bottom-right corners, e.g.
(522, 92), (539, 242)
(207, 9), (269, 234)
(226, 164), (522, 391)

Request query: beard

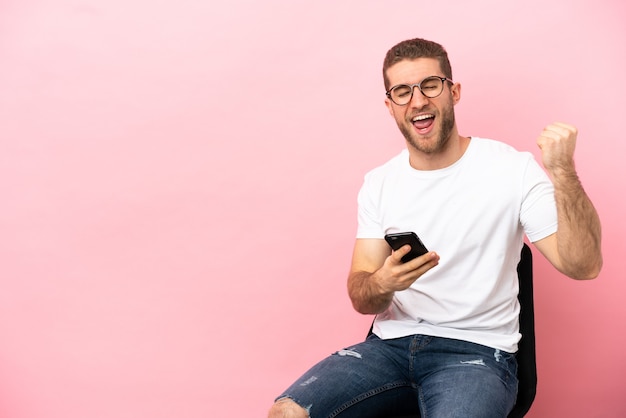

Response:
(398, 101), (456, 155)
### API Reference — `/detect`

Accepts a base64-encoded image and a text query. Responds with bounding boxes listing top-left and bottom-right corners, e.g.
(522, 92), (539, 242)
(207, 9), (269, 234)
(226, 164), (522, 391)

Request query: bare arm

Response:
(533, 122), (603, 280)
(347, 238), (440, 314)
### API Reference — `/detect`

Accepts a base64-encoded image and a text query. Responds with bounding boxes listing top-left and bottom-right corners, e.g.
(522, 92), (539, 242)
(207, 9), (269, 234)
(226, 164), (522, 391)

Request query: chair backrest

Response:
(508, 243), (536, 418)
(366, 243), (536, 418)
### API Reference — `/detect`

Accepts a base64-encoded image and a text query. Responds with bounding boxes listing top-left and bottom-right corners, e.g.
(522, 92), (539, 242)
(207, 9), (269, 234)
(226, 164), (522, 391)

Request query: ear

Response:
(384, 97), (395, 116)
(451, 82), (461, 105)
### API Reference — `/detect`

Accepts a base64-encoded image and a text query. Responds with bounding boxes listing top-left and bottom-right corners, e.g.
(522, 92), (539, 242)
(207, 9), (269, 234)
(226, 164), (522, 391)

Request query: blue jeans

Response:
(276, 334), (518, 418)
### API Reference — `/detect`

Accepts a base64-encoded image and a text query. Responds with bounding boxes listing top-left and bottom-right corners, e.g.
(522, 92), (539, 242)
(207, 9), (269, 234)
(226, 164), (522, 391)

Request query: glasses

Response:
(386, 76), (454, 106)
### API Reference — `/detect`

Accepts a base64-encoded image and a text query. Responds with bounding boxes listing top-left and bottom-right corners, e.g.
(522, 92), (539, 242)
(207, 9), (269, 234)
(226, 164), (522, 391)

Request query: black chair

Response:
(366, 243), (536, 418)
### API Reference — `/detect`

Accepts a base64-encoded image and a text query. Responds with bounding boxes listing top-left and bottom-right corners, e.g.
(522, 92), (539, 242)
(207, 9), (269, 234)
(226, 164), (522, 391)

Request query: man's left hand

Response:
(536, 122), (578, 173)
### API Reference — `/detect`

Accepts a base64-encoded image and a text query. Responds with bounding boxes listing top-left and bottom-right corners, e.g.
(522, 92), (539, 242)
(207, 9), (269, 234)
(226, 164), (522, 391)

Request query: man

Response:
(268, 38), (602, 418)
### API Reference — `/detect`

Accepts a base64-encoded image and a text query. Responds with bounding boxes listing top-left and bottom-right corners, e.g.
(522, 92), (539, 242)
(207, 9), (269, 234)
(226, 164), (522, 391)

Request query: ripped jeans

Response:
(275, 334), (518, 418)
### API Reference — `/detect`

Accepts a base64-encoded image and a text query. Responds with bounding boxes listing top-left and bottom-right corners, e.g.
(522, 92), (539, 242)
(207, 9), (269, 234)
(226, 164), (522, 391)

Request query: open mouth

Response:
(412, 114), (435, 134)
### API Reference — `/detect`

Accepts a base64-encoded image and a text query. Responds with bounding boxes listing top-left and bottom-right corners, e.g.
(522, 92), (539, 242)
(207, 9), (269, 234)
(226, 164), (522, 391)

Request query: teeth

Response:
(412, 114), (434, 122)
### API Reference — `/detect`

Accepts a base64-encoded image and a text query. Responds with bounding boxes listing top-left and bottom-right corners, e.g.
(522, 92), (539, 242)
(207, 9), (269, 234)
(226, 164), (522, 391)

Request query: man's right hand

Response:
(347, 239), (439, 314)
(377, 245), (440, 293)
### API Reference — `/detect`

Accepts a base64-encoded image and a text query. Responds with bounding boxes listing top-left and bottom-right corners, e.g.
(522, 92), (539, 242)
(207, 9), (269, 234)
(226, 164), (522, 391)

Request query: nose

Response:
(409, 86), (429, 108)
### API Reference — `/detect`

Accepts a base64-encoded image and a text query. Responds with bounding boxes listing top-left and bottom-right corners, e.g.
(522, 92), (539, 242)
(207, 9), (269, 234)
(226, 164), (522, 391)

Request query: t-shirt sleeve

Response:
(356, 173), (385, 239)
(520, 155), (558, 242)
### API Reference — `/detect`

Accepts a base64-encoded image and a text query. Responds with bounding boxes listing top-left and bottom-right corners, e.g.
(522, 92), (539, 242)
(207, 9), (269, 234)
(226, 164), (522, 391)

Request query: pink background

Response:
(1, 1), (625, 417)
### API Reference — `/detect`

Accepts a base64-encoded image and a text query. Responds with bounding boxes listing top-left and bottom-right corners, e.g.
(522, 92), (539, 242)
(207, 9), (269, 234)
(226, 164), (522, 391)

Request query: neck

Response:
(407, 132), (470, 171)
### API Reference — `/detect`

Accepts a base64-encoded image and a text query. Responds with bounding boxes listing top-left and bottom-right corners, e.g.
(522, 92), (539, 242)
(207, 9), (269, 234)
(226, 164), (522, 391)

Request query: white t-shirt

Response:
(356, 137), (557, 352)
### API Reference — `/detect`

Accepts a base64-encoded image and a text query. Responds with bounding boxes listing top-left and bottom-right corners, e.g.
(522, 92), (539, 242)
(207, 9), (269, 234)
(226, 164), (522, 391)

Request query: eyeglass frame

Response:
(385, 76), (454, 106)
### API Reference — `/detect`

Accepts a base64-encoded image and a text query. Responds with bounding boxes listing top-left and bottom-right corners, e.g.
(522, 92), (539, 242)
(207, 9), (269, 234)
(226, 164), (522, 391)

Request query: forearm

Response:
(551, 166), (603, 279)
(347, 270), (394, 315)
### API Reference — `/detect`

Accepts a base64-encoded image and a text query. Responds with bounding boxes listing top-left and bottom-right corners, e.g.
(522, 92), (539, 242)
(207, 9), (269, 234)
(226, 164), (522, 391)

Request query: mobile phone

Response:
(384, 232), (429, 263)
